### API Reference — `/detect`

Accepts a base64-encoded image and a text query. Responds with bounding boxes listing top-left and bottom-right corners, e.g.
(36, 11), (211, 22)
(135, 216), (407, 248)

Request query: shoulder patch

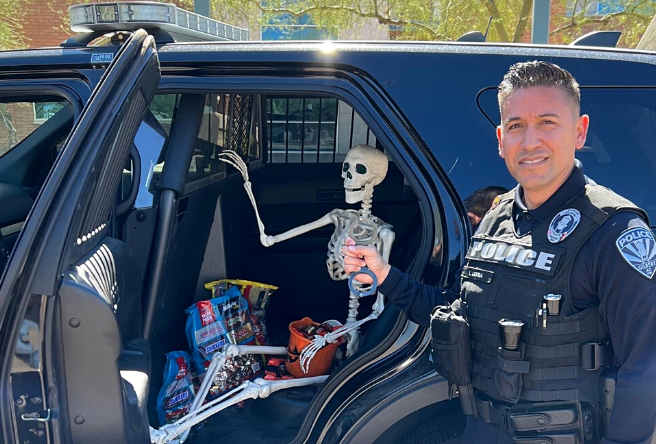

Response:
(547, 209), (581, 243)
(490, 195), (502, 211)
(615, 227), (656, 280)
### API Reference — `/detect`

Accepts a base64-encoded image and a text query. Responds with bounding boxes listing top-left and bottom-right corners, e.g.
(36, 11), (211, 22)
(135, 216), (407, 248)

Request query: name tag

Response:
(462, 266), (494, 284)
(466, 238), (563, 277)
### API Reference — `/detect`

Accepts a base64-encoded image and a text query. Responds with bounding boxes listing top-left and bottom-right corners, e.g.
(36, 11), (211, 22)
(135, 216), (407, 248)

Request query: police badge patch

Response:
(547, 209), (581, 243)
(615, 227), (656, 280)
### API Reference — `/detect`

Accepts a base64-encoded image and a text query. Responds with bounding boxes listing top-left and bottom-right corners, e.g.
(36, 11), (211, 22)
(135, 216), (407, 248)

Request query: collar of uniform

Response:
(513, 161), (587, 224)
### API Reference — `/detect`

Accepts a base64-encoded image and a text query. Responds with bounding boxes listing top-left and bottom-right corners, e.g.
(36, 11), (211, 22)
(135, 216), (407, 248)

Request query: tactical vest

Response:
(462, 184), (646, 406)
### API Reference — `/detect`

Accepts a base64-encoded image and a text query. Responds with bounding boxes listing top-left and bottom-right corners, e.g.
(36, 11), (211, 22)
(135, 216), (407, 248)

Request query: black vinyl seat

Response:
(58, 236), (150, 443)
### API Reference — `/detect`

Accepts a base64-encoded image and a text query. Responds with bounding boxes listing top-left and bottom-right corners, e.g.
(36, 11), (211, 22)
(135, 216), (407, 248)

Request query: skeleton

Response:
(149, 146), (396, 443)
(219, 145), (395, 362)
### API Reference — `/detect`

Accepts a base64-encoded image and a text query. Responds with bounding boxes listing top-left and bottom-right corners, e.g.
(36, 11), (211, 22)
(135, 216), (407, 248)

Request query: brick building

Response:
(23, 0), (75, 48)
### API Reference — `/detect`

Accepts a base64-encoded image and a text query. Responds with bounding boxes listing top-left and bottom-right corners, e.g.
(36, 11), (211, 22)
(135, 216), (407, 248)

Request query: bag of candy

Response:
(185, 286), (262, 400)
(156, 351), (196, 426)
(204, 279), (277, 346)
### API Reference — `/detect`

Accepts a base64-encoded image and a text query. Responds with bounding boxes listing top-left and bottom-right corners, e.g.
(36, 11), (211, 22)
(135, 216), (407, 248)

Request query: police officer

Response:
(343, 61), (656, 444)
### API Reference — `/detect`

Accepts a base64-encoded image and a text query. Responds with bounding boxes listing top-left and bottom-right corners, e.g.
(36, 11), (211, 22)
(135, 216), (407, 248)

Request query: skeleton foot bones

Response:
(150, 345), (329, 444)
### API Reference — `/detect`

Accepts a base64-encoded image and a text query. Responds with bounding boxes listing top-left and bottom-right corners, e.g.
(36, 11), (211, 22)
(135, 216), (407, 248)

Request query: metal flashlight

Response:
(499, 319), (524, 351)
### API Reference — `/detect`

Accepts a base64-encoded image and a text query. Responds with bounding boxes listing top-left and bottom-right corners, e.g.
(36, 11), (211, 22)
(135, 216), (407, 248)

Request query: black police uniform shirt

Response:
(378, 163), (656, 444)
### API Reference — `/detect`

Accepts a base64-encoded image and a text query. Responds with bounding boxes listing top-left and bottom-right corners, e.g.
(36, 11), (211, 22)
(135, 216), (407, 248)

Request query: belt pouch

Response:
(494, 344), (529, 404)
(430, 299), (472, 387)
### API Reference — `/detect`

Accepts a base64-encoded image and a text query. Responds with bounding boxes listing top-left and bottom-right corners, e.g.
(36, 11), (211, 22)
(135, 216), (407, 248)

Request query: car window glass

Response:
(133, 110), (168, 208)
(266, 97), (376, 163)
(477, 87), (656, 224)
(0, 99), (70, 158)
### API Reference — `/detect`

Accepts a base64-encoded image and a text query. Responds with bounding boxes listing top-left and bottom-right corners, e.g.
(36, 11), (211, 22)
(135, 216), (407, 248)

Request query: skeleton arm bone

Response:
(264, 212), (337, 246)
(306, 227), (396, 365)
(218, 150), (337, 247)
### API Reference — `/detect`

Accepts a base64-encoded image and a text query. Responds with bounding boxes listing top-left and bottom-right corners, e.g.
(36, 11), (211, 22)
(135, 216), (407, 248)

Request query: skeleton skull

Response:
(341, 144), (388, 204)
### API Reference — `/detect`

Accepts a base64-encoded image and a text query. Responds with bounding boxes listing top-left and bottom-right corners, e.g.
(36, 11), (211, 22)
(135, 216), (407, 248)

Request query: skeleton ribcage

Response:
(325, 210), (390, 282)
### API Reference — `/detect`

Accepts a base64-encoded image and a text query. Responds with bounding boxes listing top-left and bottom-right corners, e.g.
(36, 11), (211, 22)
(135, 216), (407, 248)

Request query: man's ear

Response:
(575, 114), (590, 150)
(497, 126), (504, 158)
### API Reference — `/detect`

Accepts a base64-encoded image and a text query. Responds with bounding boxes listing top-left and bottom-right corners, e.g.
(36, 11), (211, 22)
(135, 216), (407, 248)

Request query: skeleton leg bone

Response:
(151, 375), (328, 444)
(153, 344), (299, 444)
(345, 292), (361, 357)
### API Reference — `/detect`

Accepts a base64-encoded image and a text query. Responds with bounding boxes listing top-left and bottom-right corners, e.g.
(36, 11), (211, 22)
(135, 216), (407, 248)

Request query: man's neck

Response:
(522, 165), (575, 210)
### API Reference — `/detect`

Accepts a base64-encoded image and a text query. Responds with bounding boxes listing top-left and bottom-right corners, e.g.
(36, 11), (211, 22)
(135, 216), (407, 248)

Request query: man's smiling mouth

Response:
(519, 157), (548, 165)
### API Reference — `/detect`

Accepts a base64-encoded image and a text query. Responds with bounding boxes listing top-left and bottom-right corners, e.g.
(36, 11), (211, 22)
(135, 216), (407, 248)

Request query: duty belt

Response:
(474, 393), (597, 444)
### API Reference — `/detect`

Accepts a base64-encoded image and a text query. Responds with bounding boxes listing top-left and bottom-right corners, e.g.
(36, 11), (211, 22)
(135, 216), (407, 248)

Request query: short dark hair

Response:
(498, 61), (580, 115)
(464, 186), (509, 218)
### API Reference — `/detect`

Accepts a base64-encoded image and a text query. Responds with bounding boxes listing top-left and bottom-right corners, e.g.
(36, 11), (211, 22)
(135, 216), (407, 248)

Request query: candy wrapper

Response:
(196, 354), (262, 399)
(205, 279), (277, 346)
(185, 286), (263, 401)
(264, 357), (294, 381)
(292, 322), (336, 340)
(156, 351), (196, 426)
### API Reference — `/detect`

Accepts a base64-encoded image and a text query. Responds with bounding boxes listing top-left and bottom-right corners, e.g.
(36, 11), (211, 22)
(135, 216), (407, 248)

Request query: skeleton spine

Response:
(360, 190), (373, 219)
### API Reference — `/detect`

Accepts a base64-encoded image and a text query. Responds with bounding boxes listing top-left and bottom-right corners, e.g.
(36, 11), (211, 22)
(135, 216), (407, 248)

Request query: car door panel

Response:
(0, 29), (159, 444)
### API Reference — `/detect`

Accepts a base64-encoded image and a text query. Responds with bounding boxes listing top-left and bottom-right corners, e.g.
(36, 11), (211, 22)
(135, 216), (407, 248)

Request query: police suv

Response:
(1, 2), (655, 444)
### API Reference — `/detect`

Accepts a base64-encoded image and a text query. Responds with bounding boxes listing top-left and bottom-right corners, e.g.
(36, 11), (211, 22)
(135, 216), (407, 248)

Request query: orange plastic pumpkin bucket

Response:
(285, 317), (343, 378)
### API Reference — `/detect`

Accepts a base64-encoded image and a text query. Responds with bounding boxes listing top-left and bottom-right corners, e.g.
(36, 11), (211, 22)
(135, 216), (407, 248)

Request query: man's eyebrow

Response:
(502, 113), (560, 125)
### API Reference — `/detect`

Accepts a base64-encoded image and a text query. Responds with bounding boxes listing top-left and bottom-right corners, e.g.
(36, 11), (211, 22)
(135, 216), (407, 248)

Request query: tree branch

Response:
(480, 0), (510, 41)
(550, 10), (651, 36)
(252, 1), (445, 39)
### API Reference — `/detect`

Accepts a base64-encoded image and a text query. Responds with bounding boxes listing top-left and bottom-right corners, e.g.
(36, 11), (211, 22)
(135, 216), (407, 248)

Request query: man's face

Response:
(496, 86), (589, 200)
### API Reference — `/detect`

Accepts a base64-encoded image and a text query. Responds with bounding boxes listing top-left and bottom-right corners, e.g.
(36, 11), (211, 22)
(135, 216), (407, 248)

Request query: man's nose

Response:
(522, 125), (542, 151)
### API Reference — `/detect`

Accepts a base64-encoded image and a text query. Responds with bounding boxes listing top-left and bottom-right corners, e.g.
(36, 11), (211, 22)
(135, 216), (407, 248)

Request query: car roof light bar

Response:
(69, 1), (249, 42)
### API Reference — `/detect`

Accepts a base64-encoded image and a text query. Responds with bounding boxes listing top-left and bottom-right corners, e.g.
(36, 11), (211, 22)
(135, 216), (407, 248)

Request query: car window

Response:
(0, 99), (70, 158)
(135, 93), (379, 204)
(190, 93), (261, 182)
(477, 87), (656, 224)
(266, 96), (376, 163)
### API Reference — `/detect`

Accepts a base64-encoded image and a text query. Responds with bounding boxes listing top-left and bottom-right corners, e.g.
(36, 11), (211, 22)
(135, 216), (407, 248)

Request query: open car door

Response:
(0, 29), (159, 444)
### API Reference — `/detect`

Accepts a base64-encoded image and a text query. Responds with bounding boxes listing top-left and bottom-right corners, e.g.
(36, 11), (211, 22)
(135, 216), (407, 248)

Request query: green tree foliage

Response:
(210, 0), (655, 47)
(0, 0), (31, 50)
(551, 0), (655, 47)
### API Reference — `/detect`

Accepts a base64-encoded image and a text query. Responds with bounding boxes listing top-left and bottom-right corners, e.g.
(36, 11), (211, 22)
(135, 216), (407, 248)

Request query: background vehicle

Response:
(1, 4), (656, 443)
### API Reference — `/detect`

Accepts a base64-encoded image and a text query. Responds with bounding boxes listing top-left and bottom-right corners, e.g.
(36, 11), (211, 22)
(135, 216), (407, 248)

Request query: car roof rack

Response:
(63, 1), (249, 47)
(570, 31), (621, 48)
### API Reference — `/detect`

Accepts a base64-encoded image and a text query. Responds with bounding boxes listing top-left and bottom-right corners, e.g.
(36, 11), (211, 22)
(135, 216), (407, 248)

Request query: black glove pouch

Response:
(430, 299), (472, 386)
(493, 344), (529, 404)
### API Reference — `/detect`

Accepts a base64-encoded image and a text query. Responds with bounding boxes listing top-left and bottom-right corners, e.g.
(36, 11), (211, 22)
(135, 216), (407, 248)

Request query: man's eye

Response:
(542, 120), (556, 125)
(508, 123), (521, 130)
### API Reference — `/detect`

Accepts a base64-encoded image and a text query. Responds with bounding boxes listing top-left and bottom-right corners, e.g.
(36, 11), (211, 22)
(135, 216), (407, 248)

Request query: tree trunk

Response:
(481, 0), (511, 41)
(513, 0), (533, 42)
